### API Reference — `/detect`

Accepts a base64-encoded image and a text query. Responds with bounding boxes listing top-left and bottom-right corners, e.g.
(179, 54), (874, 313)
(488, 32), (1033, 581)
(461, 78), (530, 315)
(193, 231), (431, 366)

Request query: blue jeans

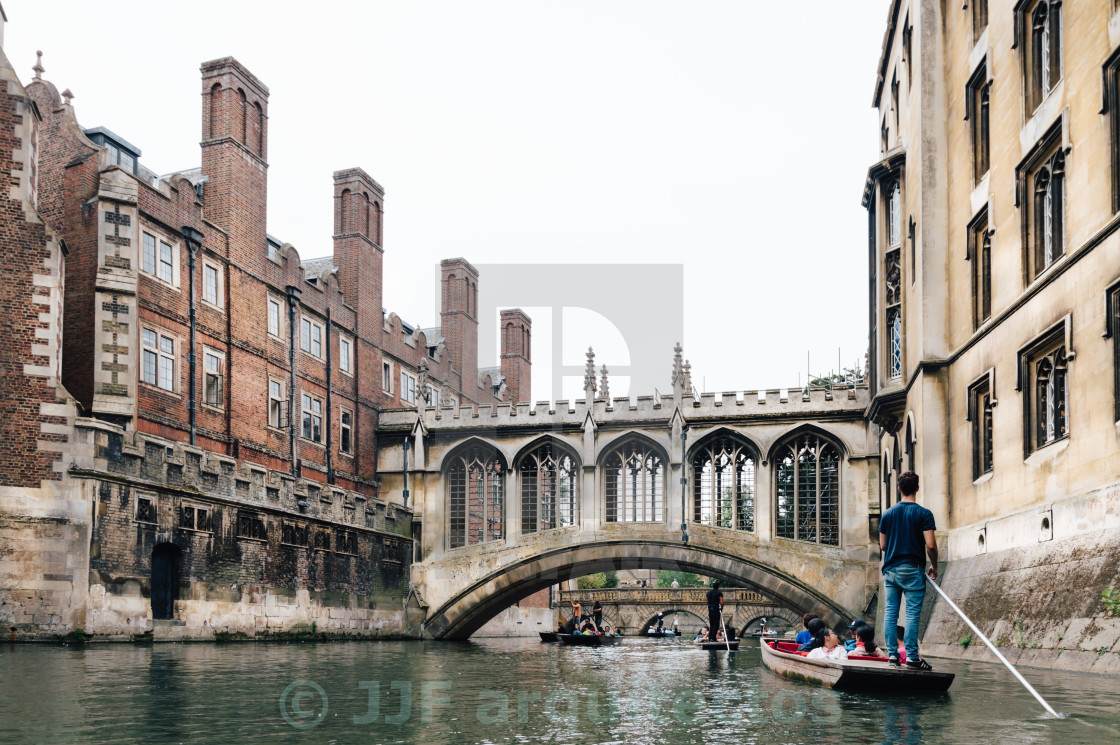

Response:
(883, 563), (926, 661)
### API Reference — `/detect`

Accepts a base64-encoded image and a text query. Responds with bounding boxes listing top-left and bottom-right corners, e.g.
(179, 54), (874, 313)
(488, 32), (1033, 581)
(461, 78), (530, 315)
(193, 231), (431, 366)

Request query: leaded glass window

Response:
(520, 442), (578, 534)
(774, 434), (841, 546)
(692, 435), (756, 532)
(1034, 347), (1068, 449)
(604, 441), (664, 523)
(448, 446), (505, 548)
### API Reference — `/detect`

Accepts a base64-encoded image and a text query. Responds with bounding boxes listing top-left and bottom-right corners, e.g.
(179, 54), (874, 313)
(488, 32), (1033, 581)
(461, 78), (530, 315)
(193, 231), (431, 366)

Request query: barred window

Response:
(885, 181), (903, 381)
(692, 435), (756, 531)
(179, 504), (211, 532)
(1032, 149), (1065, 277)
(236, 511), (267, 541)
(519, 442), (578, 534)
(281, 522), (309, 547)
(1033, 345), (1068, 450)
(448, 446), (504, 548)
(774, 434), (841, 546)
(604, 440), (664, 523)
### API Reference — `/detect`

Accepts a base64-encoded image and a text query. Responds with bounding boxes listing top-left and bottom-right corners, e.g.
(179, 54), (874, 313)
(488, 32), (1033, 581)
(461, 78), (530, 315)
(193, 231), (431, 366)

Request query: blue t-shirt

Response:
(795, 629), (813, 645)
(879, 501), (936, 571)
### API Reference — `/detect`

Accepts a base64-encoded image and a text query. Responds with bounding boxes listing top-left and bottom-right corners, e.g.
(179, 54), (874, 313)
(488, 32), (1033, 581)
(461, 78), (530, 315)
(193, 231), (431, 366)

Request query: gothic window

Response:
(774, 434), (841, 546)
(885, 180), (903, 381)
(902, 19), (912, 91)
(1105, 49), (1120, 213)
(968, 209), (992, 329)
(1112, 284), (1120, 421)
(891, 74), (900, 133)
(969, 375), (995, 478)
(904, 418), (915, 472)
(967, 64), (991, 182)
(604, 440), (665, 523)
(448, 446), (505, 548)
(1022, 1), (1062, 113)
(1032, 149), (1064, 278)
(519, 442), (578, 534)
(1032, 345), (1068, 449)
(692, 435), (756, 531)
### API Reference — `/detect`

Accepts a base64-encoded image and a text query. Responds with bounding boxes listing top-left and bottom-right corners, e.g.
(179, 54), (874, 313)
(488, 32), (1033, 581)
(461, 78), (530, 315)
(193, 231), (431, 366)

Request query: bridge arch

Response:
(736, 607), (801, 636)
(636, 608), (707, 634)
(422, 539), (856, 639)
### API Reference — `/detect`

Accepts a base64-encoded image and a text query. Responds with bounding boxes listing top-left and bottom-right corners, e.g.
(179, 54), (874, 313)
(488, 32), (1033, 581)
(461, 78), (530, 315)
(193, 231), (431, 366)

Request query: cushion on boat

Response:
(848, 655), (889, 662)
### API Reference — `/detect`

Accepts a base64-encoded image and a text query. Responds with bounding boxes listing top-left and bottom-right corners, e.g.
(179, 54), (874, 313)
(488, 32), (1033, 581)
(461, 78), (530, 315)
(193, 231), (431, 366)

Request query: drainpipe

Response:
(680, 424), (689, 545)
(326, 306), (333, 485)
(181, 227), (204, 446)
(286, 285), (302, 476)
(402, 439), (410, 508)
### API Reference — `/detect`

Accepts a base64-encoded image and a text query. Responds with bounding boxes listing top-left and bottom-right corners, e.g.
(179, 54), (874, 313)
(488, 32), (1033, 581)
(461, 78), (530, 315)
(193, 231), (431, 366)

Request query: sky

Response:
(5, 1), (888, 403)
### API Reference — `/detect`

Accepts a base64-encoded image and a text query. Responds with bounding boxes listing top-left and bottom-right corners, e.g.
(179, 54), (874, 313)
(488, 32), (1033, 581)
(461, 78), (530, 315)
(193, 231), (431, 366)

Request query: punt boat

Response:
(698, 640), (740, 650)
(759, 639), (954, 691)
(539, 631), (559, 642)
(557, 633), (622, 647)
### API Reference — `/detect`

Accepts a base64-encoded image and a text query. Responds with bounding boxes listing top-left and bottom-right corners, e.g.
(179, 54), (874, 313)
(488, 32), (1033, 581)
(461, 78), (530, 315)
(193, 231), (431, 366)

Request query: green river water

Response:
(1, 637), (1118, 744)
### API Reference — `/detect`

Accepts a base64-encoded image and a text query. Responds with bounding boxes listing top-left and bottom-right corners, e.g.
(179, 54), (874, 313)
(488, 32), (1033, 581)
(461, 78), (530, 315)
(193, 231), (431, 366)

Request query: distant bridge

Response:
(558, 587), (801, 635)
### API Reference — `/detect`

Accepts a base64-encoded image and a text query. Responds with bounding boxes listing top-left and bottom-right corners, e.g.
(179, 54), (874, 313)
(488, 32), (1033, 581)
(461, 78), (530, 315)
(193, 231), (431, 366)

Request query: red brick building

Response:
(26, 55), (530, 498)
(0, 6), (533, 639)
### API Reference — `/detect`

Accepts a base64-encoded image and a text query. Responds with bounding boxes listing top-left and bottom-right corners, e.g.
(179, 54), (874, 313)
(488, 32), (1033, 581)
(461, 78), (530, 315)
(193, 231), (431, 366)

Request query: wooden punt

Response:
(759, 639), (954, 692)
(557, 633), (622, 647)
(539, 631), (559, 642)
(698, 640), (740, 650)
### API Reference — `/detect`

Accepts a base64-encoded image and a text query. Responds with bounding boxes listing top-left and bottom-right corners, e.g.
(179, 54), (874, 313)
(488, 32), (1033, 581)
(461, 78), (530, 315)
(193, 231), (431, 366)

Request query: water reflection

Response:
(0, 637), (1118, 745)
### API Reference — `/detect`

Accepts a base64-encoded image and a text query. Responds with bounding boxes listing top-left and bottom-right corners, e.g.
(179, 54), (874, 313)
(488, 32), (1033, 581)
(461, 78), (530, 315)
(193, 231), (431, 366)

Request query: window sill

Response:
(339, 370), (354, 379)
(132, 519), (159, 527)
(200, 300), (224, 313)
(139, 382), (181, 399)
(299, 438), (325, 448)
(338, 451), (354, 459)
(299, 349), (325, 363)
(267, 333), (285, 343)
(970, 171), (990, 216)
(280, 543), (309, 549)
(1020, 81), (1064, 155)
(139, 272), (181, 293)
(972, 470), (993, 487)
(1025, 435), (1069, 465)
(1026, 253), (1067, 290)
(176, 526), (214, 535)
(236, 536), (267, 544)
(201, 403), (224, 414)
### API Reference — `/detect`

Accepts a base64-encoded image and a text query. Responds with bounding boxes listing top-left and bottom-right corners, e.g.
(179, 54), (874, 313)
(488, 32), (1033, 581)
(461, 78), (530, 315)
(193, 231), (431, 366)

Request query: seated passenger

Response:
(694, 627), (709, 643)
(806, 628), (849, 661)
(845, 619), (868, 652)
(795, 612), (820, 645)
(797, 618), (827, 652)
(853, 625), (888, 658)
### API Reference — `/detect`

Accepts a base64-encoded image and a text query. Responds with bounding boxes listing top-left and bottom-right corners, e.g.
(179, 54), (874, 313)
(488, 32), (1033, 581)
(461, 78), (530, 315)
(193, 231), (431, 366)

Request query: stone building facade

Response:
(0, 8), (530, 640)
(865, 0), (1120, 673)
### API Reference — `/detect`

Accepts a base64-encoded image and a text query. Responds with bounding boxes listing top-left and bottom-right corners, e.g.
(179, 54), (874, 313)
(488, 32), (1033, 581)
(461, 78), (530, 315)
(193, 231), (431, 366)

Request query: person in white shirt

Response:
(807, 628), (849, 661)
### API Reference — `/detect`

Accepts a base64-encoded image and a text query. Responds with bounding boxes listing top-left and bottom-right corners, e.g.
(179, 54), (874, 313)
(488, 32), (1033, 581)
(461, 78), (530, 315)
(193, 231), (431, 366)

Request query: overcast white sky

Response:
(7, 1), (888, 402)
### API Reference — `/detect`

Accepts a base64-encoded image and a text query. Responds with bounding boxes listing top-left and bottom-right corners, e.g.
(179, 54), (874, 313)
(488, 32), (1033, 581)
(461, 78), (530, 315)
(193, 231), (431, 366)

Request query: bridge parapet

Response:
(378, 386), (869, 432)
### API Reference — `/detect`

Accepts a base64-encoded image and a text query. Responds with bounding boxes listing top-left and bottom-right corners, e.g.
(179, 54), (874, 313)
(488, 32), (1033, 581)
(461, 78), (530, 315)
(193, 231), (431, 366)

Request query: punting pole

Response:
(719, 611), (731, 652)
(924, 574), (1058, 717)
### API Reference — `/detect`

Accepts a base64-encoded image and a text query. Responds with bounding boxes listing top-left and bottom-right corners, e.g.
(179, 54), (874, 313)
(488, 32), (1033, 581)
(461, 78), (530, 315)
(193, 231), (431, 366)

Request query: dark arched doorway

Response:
(151, 543), (182, 620)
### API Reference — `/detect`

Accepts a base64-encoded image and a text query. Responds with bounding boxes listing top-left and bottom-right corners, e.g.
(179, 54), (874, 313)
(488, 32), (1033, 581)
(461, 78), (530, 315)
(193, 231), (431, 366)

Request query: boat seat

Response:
(847, 655), (890, 663)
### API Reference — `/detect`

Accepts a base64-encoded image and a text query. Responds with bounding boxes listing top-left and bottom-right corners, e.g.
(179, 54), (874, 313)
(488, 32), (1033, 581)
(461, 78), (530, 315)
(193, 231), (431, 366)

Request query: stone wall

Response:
(919, 481), (1120, 674)
(472, 605), (556, 638)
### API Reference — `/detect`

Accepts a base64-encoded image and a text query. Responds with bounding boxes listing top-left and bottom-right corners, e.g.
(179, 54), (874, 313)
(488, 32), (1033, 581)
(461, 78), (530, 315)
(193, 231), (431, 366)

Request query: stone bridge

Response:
(557, 588), (802, 636)
(378, 352), (880, 639)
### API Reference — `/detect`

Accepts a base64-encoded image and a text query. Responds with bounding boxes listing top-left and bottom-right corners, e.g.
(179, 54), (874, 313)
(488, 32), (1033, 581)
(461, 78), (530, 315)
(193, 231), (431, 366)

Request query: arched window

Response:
(774, 434), (841, 546)
(362, 192), (370, 237)
(1035, 347), (1067, 447)
(209, 83), (221, 139)
(1034, 152), (1064, 273)
(691, 435), (756, 531)
(519, 442), (578, 534)
(372, 201), (382, 245)
(238, 88), (247, 144)
(255, 102), (264, 156)
(604, 440), (664, 523)
(885, 180), (903, 381)
(904, 417), (915, 472)
(447, 445), (504, 548)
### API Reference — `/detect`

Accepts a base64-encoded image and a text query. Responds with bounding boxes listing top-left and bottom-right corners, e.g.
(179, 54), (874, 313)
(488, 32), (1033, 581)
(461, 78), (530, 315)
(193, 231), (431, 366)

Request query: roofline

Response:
(872, 0), (904, 108)
(83, 126), (142, 157)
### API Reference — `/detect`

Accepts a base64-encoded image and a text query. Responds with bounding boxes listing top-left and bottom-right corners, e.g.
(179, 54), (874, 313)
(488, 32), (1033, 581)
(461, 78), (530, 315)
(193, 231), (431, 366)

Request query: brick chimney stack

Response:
(500, 308), (531, 404)
(200, 57), (268, 268)
(440, 258), (479, 403)
(332, 168), (385, 338)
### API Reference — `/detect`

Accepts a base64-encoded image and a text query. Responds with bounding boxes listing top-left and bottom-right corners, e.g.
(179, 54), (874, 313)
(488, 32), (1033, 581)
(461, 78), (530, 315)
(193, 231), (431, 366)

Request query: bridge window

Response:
(520, 443), (578, 534)
(448, 447), (505, 548)
(692, 436), (755, 531)
(604, 441), (664, 523)
(774, 434), (841, 546)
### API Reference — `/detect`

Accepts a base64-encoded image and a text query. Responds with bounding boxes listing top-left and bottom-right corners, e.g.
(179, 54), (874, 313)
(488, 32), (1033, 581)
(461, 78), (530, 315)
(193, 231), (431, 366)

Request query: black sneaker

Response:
(906, 657), (933, 671)
(888, 654), (900, 666)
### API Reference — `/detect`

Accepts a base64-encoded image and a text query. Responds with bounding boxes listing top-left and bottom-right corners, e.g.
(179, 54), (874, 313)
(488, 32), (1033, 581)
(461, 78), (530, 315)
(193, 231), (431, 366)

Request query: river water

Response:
(1, 637), (1117, 744)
